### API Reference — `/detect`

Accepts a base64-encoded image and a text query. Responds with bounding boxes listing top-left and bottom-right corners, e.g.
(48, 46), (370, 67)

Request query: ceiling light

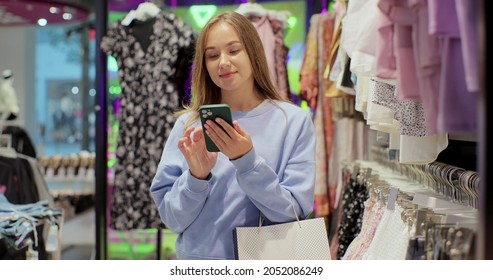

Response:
(37, 18), (47, 26)
(63, 13), (73, 20)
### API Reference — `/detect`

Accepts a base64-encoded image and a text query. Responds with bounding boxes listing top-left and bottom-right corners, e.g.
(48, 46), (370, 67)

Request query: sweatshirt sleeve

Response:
(232, 109), (316, 223)
(149, 116), (211, 233)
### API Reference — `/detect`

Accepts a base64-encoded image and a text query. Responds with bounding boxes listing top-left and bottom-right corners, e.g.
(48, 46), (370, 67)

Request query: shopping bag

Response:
(233, 217), (331, 260)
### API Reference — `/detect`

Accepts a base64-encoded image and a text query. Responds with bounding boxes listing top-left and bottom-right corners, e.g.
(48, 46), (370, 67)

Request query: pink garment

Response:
(429, 0), (478, 133)
(390, 2), (421, 101)
(455, 0), (479, 92)
(410, 0), (441, 134)
(271, 18), (290, 100)
(343, 199), (386, 260)
(314, 69), (329, 216)
(378, 0), (444, 134)
(252, 15), (277, 87)
(428, 0), (460, 37)
(300, 14), (321, 108)
(438, 37), (478, 133)
(376, 0), (397, 79)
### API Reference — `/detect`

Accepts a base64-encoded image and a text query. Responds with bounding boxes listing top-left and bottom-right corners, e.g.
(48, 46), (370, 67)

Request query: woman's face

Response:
(204, 22), (254, 95)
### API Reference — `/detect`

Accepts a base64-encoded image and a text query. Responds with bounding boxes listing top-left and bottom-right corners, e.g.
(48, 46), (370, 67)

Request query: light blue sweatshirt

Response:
(150, 100), (316, 259)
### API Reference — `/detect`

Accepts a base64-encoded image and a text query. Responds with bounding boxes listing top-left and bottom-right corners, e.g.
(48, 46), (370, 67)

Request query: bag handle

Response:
(259, 196), (302, 229)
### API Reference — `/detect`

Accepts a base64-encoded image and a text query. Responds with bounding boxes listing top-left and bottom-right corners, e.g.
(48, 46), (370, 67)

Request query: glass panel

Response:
(35, 23), (96, 156)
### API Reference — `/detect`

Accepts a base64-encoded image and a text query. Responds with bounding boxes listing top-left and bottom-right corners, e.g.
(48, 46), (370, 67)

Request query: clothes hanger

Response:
(121, 1), (162, 26)
(236, 1), (292, 29)
(235, 1), (267, 18)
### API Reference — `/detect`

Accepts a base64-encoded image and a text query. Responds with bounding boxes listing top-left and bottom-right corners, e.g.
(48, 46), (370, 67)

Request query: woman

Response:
(150, 11), (316, 260)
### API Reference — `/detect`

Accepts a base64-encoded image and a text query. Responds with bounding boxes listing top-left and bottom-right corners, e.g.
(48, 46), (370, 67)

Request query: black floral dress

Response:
(101, 11), (196, 230)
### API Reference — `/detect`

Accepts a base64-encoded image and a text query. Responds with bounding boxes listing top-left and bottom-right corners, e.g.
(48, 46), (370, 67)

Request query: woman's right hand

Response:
(178, 126), (218, 180)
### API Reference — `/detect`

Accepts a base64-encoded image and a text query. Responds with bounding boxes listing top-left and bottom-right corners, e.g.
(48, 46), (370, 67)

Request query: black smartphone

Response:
(198, 104), (233, 152)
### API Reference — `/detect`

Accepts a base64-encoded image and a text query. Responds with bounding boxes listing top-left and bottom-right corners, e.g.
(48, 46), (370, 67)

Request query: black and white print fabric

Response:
(101, 11), (196, 230)
(371, 80), (427, 137)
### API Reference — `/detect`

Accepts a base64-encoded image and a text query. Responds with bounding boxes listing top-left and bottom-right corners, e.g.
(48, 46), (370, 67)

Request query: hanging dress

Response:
(101, 11), (196, 230)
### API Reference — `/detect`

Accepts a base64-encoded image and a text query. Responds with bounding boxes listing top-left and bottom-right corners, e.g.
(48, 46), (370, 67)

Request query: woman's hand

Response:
(178, 126), (217, 180)
(204, 119), (252, 160)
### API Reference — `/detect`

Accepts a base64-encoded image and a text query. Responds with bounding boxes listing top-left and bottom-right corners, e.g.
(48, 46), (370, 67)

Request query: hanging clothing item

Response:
(336, 175), (368, 259)
(300, 14), (322, 108)
(235, 4), (291, 100)
(270, 18), (291, 100)
(101, 11), (196, 230)
(251, 15), (277, 89)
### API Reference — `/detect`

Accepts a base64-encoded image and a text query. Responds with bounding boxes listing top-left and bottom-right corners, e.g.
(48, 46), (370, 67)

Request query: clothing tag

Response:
(26, 244), (38, 260)
(388, 149), (401, 162)
(386, 187), (399, 210)
(45, 224), (59, 252)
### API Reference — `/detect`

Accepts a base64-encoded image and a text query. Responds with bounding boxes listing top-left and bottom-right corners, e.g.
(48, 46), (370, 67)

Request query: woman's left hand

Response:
(204, 119), (252, 160)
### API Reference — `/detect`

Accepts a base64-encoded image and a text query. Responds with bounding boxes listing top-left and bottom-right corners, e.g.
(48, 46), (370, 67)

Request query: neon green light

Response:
(108, 86), (121, 95)
(108, 56), (118, 72)
(329, 1), (335, 12)
(300, 100), (310, 112)
(190, 5), (217, 28)
(287, 16), (297, 29)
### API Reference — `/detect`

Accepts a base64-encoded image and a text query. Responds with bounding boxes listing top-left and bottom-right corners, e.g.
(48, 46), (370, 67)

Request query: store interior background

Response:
(0, 0), (325, 259)
(2, 0), (491, 260)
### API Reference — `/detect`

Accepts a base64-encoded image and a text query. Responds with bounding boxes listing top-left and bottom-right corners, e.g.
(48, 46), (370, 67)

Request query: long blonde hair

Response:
(177, 11), (285, 127)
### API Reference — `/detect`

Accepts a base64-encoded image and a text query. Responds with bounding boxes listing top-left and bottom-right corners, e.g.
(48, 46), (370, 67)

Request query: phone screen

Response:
(198, 104), (233, 152)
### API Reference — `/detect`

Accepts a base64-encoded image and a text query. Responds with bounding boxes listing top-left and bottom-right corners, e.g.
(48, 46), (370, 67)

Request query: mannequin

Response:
(0, 69), (36, 158)
(0, 69), (20, 121)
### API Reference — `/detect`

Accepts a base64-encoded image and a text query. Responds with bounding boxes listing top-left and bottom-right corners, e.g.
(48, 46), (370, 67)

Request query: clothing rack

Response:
(336, 163), (476, 259)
